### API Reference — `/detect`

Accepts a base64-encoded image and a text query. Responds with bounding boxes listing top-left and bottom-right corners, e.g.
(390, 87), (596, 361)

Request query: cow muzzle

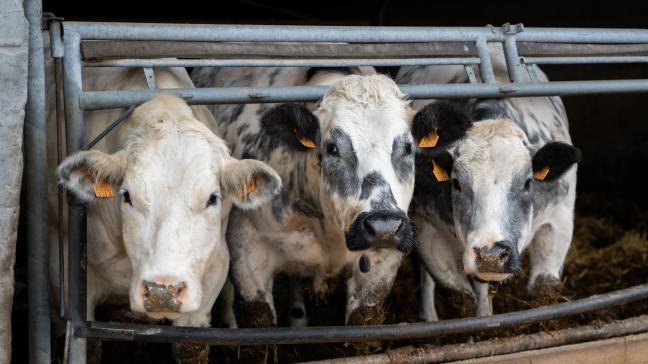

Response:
(345, 210), (414, 252)
(140, 279), (187, 313)
(469, 240), (520, 281)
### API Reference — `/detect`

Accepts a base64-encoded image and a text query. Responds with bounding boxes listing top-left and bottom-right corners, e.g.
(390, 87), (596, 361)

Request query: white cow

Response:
(48, 67), (281, 363)
(397, 46), (580, 320)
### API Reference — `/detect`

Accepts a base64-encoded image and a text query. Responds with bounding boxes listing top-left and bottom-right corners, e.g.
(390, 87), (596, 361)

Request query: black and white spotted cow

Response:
(190, 67), (416, 329)
(396, 46), (581, 320)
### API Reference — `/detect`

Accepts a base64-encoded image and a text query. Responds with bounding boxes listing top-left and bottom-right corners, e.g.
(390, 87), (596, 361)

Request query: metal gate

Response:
(23, 0), (648, 362)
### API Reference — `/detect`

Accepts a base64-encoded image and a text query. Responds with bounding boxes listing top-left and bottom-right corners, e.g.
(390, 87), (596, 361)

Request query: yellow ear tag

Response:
(294, 129), (316, 149)
(432, 159), (449, 182)
(534, 166), (550, 181)
(238, 178), (256, 198)
(418, 128), (439, 148)
(93, 180), (114, 198)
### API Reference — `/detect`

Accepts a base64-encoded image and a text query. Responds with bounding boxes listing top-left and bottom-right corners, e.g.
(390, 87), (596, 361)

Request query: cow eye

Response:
(524, 178), (532, 191)
(404, 142), (413, 156)
(121, 189), (132, 205)
(206, 192), (221, 208)
(452, 178), (461, 192)
(326, 143), (339, 156)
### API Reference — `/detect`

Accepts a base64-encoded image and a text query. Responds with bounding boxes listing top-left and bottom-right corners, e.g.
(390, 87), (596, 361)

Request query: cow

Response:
(190, 67), (416, 339)
(47, 67), (281, 363)
(396, 46), (581, 320)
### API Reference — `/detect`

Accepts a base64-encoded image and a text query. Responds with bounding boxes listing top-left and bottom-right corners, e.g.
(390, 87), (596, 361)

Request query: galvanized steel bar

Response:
(64, 22), (507, 42)
(522, 55), (648, 64)
(78, 79), (648, 110)
(49, 20), (68, 319)
(77, 283), (648, 345)
(84, 57), (481, 68)
(24, 0), (51, 362)
(62, 22), (648, 44)
(504, 36), (524, 83)
(63, 30), (88, 364)
(80, 40), (476, 60)
(475, 38), (496, 83)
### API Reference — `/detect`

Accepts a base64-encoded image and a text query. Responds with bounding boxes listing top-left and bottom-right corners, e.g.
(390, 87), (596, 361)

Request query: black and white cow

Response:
(191, 67), (416, 329)
(397, 46), (581, 320)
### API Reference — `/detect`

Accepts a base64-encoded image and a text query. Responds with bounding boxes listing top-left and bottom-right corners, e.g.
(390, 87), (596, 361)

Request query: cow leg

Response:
(419, 267), (438, 322)
(471, 280), (492, 316)
(288, 278), (307, 328)
(219, 278), (238, 328)
(416, 221), (477, 318)
(228, 221), (279, 362)
(86, 267), (105, 364)
(527, 204), (573, 306)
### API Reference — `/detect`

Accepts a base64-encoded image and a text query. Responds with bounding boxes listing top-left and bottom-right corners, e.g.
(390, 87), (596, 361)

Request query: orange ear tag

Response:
(432, 159), (449, 182)
(294, 129), (316, 149)
(534, 166), (550, 181)
(93, 180), (114, 198)
(418, 129), (439, 148)
(238, 178), (256, 198)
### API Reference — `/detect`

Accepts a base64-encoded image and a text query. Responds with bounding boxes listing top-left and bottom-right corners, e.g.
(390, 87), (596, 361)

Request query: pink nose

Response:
(140, 277), (187, 313)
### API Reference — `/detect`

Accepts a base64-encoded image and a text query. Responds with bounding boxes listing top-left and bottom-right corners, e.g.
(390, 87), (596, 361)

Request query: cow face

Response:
(260, 75), (416, 252)
(58, 95), (281, 319)
(413, 99), (580, 282)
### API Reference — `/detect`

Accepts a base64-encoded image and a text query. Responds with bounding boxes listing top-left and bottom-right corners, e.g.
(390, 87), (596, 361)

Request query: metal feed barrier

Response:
(21, 0), (648, 362)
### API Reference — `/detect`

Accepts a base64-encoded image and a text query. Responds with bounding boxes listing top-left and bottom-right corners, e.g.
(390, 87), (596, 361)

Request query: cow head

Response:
(412, 99), (580, 282)
(260, 74), (416, 252)
(58, 95), (281, 319)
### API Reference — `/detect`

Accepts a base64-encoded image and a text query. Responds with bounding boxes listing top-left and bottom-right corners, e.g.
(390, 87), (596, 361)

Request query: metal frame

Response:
(25, 12), (648, 363)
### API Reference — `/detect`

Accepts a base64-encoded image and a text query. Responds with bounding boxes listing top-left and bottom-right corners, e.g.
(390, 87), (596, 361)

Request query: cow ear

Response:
(532, 142), (581, 182)
(220, 159), (282, 209)
(412, 100), (472, 150)
(260, 104), (320, 151)
(57, 150), (127, 203)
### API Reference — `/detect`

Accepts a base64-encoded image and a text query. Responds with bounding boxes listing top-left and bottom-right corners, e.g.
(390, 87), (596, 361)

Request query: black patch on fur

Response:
(260, 103), (320, 152)
(360, 172), (388, 200)
(413, 151), (454, 225)
(391, 132), (415, 184)
(412, 100), (473, 151)
(413, 98), (509, 153)
(305, 67), (353, 82)
(532, 142), (581, 182)
(321, 128), (360, 197)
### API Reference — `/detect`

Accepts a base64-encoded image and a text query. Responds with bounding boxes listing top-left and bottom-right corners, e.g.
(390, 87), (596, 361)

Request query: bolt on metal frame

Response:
(32, 16), (648, 364)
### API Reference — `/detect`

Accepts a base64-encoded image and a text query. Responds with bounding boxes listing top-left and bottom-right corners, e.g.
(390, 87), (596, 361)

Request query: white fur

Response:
(48, 68), (279, 332)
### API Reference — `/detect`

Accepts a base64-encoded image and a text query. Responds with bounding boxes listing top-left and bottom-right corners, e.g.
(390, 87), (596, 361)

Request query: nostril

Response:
(498, 250), (510, 263)
(363, 218), (376, 236)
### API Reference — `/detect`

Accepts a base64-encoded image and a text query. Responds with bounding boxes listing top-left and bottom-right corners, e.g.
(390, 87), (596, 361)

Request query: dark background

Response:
(12, 0), (648, 362)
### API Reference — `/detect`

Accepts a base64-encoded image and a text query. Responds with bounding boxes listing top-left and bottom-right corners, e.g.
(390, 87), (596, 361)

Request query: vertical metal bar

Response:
(50, 20), (67, 319)
(63, 30), (88, 364)
(475, 37), (495, 84)
(464, 65), (478, 84)
(24, 0), (51, 363)
(504, 36), (524, 83)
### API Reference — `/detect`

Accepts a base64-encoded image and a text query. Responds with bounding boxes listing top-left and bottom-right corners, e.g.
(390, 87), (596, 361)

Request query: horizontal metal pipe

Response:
(76, 283), (648, 345)
(64, 22), (508, 42)
(80, 79), (648, 110)
(84, 57), (480, 68)
(304, 315), (648, 364)
(80, 40), (476, 60)
(63, 22), (648, 44)
(522, 56), (648, 64)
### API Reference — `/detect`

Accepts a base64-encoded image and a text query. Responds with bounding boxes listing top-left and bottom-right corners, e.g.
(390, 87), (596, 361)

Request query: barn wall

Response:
(0, 0), (28, 363)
